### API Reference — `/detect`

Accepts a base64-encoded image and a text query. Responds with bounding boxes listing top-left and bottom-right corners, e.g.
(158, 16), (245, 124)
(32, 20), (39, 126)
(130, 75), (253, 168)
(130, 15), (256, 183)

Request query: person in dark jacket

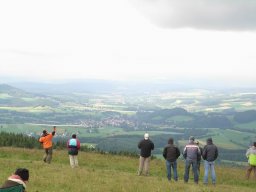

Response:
(67, 134), (81, 168)
(202, 137), (218, 185)
(138, 133), (154, 176)
(183, 136), (201, 184)
(0, 168), (29, 192)
(195, 140), (203, 175)
(163, 137), (180, 181)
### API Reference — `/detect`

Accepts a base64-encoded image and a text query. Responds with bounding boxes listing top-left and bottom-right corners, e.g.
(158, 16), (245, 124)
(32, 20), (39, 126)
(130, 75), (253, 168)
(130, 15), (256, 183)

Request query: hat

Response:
(144, 133), (149, 140)
(15, 168), (29, 181)
(189, 136), (195, 141)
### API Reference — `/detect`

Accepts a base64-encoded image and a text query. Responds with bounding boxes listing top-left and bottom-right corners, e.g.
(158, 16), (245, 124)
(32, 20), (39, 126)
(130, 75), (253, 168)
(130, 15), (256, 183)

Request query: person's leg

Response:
(172, 161), (178, 181)
(69, 155), (75, 168)
(197, 161), (201, 175)
(144, 157), (151, 176)
(138, 156), (145, 175)
(74, 155), (79, 167)
(166, 160), (171, 180)
(184, 160), (191, 183)
(210, 162), (216, 184)
(192, 160), (199, 183)
(246, 165), (253, 180)
(46, 147), (53, 163)
(204, 161), (210, 184)
(252, 166), (256, 180)
(43, 148), (48, 162)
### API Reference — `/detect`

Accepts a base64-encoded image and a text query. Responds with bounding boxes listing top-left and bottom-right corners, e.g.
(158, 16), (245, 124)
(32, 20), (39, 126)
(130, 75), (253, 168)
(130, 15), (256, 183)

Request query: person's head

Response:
(15, 168), (29, 182)
(207, 138), (213, 144)
(253, 142), (256, 147)
(72, 134), (76, 139)
(189, 136), (195, 142)
(144, 133), (149, 140)
(42, 130), (48, 135)
(168, 138), (174, 144)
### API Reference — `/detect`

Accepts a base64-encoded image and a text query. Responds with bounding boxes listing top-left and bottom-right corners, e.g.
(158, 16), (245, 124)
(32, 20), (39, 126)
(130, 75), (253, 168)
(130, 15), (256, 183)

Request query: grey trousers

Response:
(138, 156), (151, 175)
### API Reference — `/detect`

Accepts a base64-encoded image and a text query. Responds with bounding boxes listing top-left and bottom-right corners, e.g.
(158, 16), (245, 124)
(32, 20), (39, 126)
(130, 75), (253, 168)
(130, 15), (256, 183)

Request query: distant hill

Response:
(0, 84), (59, 107)
(8, 79), (241, 94)
(0, 84), (33, 97)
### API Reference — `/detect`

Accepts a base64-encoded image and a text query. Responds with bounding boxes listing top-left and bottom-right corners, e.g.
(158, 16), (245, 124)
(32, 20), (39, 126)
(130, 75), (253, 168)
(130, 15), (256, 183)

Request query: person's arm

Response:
(214, 146), (218, 160)
(163, 147), (167, 159)
(52, 126), (56, 136)
(196, 146), (201, 156)
(202, 146), (207, 160)
(176, 147), (181, 158)
(246, 148), (250, 158)
(151, 142), (154, 150)
(183, 146), (187, 159)
(39, 136), (44, 143)
(77, 139), (81, 150)
(138, 141), (142, 149)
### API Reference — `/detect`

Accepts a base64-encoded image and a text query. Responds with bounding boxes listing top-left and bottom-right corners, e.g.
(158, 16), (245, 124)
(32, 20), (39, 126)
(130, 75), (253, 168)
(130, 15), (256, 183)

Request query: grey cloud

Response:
(131, 0), (256, 30)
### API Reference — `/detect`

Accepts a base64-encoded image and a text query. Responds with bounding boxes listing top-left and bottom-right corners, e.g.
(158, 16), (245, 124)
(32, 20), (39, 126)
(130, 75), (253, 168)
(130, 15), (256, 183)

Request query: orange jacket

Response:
(39, 133), (54, 149)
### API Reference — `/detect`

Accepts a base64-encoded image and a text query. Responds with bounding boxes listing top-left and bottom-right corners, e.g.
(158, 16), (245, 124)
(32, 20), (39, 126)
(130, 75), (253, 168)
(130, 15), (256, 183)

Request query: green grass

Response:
(0, 147), (255, 192)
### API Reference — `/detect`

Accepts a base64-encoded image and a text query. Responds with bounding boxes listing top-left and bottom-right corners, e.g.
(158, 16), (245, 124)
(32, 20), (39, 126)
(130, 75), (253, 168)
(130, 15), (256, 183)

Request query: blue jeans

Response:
(166, 160), (178, 181)
(184, 159), (198, 183)
(204, 161), (216, 184)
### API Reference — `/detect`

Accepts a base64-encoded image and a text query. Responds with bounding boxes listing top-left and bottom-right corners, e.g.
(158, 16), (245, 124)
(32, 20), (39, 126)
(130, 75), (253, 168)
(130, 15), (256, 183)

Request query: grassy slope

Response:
(0, 147), (255, 192)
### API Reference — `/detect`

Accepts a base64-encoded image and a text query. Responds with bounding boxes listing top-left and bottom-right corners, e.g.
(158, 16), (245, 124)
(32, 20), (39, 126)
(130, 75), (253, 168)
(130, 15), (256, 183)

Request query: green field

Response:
(0, 147), (255, 192)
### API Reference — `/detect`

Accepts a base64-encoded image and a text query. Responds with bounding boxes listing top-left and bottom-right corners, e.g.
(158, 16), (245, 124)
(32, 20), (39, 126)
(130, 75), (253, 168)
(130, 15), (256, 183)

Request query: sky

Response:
(1, 0), (256, 85)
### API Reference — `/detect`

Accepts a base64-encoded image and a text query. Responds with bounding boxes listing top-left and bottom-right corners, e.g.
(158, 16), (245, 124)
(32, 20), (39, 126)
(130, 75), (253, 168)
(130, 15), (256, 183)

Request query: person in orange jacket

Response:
(39, 126), (56, 163)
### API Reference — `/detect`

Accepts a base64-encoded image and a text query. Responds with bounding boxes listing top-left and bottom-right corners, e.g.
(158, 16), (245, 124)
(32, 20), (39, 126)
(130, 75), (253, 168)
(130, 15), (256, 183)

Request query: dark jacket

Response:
(1, 180), (25, 192)
(183, 141), (201, 161)
(202, 139), (218, 162)
(163, 144), (180, 162)
(138, 139), (154, 158)
(67, 138), (81, 155)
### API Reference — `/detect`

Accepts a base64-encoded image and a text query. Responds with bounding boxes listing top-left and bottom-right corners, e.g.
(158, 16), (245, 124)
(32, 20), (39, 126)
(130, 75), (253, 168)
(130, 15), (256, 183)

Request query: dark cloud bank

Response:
(131, 0), (256, 30)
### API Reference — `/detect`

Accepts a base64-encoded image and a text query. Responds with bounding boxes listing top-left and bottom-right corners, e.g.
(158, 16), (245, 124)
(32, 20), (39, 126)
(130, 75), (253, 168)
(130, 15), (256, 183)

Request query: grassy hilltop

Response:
(0, 147), (255, 192)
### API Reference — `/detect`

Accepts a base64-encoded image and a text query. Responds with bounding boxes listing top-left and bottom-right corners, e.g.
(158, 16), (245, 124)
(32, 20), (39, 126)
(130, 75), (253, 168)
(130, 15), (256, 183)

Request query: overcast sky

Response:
(1, 0), (256, 85)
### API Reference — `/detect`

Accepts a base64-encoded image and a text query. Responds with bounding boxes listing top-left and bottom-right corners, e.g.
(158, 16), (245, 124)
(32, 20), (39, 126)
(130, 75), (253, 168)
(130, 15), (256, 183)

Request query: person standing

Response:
(202, 137), (218, 185)
(0, 168), (29, 192)
(138, 133), (154, 176)
(39, 126), (56, 164)
(245, 142), (256, 180)
(195, 140), (203, 175)
(183, 136), (200, 184)
(163, 137), (180, 181)
(67, 133), (81, 168)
